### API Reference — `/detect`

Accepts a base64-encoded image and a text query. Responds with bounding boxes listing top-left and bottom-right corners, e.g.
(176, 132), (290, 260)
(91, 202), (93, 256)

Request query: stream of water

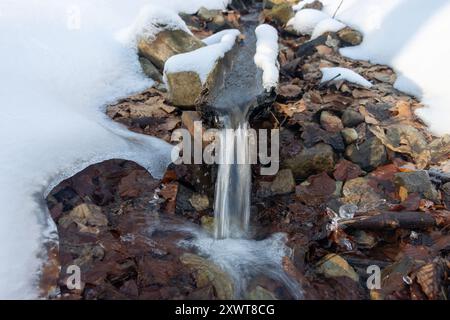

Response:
(210, 10), (263, 240)
(189, 7), (304, 299)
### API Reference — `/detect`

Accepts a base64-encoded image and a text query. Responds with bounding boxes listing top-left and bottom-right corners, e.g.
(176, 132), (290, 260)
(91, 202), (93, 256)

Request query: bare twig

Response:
(332, 0), (344, 18)
(270, 110), (280, 128)
(318, 73), (341, 89)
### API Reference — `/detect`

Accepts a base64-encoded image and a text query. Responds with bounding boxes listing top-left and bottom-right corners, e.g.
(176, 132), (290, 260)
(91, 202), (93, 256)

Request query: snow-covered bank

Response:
(0, 0), (230, 299)
(314, 0), (450, 135)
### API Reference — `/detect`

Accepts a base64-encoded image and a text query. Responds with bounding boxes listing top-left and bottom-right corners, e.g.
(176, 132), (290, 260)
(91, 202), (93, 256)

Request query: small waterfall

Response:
(214, 119), (251, 239)
(177, 4), (304, 299)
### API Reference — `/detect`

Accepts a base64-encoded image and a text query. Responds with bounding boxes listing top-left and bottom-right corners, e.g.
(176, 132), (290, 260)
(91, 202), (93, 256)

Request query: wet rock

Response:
(138, 57), (163, 82)
(320, 111), (343, 133)
(283, 143), (336, 180)
(345, 137), (387, 171)
(333, 159), (363, 181)
(265, 3), (294, 25)
(270, 169), (296, 195)
(341, 128), (358, 145)
(341, 109), (364, 127)
(394, 171), (439, 202)
(189, 193), (210, 211)
(316, 254), (359, 282)
(337, 27), (363, 46)
(173, 163), (214, 195)
(197, 7), (222, 21)
(246, 286), (277, 300)
(138, 30), (205, 71)
(180, 253), (234, 300)
(342, 177), (381, 208)
(200, 215), (215, 234)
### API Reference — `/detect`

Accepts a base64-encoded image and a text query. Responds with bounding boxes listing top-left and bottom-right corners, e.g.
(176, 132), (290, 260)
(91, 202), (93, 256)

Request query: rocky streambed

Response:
(41, 0), (450, 300)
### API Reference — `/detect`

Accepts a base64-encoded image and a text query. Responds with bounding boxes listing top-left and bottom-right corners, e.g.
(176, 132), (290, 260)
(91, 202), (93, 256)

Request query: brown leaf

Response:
(275, 100), (306, 118)
(391, 100), (413, 120)
(358, 106), (379, 125)
(369, 125), (430, 169)
(415, 263), (443, 300)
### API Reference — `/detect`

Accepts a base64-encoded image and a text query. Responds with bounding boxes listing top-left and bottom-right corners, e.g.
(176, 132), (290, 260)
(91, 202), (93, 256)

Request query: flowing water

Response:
(158, 6), (304, 299)
(189, 7), (303, 299)
(210, 10), (263, 239)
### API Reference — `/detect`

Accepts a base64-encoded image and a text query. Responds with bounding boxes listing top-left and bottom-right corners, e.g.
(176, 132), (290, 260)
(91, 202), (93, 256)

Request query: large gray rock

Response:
(394, 171), (439, 202)
(345, 137), (387, 171)
(283, 143), (336, 179)
(138, 29), (205, 71)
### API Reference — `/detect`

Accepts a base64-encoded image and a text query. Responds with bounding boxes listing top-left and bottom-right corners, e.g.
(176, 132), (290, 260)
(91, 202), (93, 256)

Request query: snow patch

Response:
(287, 9), (330, 35)
(164, 29), (241, 84)
(320, 67), (372, 88)
(254, 24), (280, 91)
(117, 5), (191, 45)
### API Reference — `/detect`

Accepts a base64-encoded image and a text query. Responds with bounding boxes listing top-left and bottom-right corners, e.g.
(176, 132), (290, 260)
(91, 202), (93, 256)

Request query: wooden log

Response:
(340, 211), (436, 230)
